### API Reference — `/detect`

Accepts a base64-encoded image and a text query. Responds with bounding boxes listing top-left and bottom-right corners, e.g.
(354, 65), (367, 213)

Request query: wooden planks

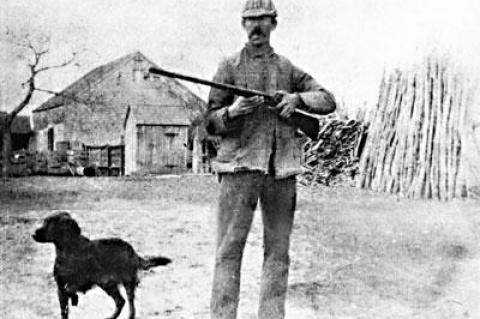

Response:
(358, 56), (474, 200)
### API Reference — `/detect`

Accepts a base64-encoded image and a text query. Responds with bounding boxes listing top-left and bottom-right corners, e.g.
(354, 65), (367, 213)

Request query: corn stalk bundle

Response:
(300, 117), (368, 186)
(357, 57), (476, 200)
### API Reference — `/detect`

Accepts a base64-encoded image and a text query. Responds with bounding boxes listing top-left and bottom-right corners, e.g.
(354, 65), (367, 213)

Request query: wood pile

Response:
(300, 116), (368, 186)
(357, 57), (476, 200)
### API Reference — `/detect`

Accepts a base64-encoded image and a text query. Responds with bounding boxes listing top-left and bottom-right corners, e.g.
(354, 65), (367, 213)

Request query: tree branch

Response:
(6, 37), (49, 122)
(5, 28), (84, 124)
(8, 74), (35, 124)
(31, 51), (48, 72)
(20, 78), (32, 88)
(36, 52), (77, 74)
(33, 49), (49, 67)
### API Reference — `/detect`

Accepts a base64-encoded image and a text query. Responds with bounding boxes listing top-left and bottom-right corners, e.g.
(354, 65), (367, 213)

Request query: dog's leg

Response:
(99, 283), (125, 319)
(69, 293), (78, 306)
(57, 288), (69, 319)
(124, 281), (137, 319)
(64, 284), (79, 306)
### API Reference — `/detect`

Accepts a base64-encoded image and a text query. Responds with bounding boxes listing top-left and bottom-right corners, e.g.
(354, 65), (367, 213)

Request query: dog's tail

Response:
(139, 256), (172, 270)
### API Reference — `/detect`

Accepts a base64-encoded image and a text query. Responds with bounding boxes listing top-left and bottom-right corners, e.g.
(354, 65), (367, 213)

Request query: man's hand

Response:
(275, 93), (303, 119)
(227, 96), (264, 120)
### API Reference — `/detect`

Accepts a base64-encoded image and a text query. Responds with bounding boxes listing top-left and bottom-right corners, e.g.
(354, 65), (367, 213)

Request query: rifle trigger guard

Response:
(272, 92), (285, 105)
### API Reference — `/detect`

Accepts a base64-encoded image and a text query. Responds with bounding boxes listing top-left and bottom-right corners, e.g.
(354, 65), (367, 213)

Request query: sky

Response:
(1, 0), (480, 118)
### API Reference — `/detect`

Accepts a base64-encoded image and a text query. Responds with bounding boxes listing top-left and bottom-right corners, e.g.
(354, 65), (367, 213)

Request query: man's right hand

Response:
(227, 96), (264, 119)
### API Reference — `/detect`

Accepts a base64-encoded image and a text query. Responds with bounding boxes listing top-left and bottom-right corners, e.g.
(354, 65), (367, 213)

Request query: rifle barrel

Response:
(148, 67), (271, 98)
(148, 66), (320, 139)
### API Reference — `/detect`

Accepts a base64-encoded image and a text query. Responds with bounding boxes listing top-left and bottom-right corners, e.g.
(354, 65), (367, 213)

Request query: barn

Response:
(31, 51), (207, 174)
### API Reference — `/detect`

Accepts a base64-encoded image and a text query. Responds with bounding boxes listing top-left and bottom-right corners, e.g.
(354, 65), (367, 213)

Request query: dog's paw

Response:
(70, 294), (79, 306)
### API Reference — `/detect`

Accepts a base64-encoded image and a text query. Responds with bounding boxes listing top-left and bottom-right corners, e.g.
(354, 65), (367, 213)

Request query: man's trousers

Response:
(210, 172), (296, 319)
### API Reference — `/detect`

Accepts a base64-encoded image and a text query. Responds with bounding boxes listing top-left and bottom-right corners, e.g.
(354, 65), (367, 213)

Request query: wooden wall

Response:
(134, 125), (188, 174)
(124, 112), (137, 175)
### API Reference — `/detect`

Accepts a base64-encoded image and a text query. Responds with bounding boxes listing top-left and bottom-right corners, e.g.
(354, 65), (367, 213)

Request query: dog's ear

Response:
(59, 215), (81, 236)
(52, 215), (82, 244)
(66, 218), (81, 236)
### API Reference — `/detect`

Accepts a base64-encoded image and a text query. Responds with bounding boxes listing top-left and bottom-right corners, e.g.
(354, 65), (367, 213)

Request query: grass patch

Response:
(289, 185), (478, 316)
(1, 175), (478, 318)
(0, 175), (218, 213)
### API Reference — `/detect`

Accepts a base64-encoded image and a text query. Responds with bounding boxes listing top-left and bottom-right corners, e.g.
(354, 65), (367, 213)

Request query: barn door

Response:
(136, 125), (186, 174)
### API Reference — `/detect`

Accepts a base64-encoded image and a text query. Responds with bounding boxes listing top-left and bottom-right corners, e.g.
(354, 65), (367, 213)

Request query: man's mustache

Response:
(249, 27), (265, 37)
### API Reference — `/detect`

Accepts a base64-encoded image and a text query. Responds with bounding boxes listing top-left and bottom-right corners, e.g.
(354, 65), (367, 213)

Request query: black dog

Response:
(32, 211), (171, 319)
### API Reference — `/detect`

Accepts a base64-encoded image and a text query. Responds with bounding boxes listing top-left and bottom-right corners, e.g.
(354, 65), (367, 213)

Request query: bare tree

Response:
(1, 29), (78, 177)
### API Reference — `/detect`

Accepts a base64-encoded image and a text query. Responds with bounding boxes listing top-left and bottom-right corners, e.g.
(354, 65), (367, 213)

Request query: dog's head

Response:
(32, 212), (81, 245)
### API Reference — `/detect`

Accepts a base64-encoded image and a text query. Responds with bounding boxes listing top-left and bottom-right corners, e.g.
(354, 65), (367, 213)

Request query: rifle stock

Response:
(148, 67), (319, 139)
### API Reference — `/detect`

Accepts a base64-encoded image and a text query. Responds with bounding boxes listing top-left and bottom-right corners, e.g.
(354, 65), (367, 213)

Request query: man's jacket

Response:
(207, 44), (336, 179)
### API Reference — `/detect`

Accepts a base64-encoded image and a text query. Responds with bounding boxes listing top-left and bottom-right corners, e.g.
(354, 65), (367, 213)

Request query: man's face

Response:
(242, 16), (277, 47)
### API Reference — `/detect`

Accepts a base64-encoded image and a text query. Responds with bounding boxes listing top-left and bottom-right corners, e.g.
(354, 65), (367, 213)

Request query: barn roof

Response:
(126, 104), (190, 126)
(0, 113), (32, 134)
(32, 51), (206, 119)
(33, 52), (138, 113)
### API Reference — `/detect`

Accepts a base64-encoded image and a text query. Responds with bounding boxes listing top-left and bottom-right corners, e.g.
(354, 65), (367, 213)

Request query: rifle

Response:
(148, 67), (319, 139)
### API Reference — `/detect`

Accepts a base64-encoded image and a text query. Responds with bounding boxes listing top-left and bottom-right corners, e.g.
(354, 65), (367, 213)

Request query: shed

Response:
(124, 103), (190, 175)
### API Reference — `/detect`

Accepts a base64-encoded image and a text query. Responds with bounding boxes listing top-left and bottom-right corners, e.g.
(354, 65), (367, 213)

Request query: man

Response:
(206, 1), (336, 318)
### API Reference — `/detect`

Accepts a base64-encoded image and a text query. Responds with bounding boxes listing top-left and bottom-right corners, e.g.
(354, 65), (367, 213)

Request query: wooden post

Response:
(442, 66), (454, 200)
(395, 72), (415, 195)
(358, 55), (473, 200)
(456, 75), (471, 198)
(2, 125), (12, 178)
(192, 127), (201, 174)
(412, 58), (431, 198)
(437, 61), (447, 200)
(373, 71), (400, 191)
(407, 69), (424, 198)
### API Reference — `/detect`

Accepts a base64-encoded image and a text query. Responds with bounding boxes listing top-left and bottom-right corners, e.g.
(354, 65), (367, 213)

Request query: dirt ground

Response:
(1, 175), (479, 319)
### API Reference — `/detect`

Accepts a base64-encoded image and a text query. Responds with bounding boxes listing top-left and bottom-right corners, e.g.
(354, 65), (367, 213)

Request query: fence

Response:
(85, 145), (124, 176)
(1, 145), (124, 176)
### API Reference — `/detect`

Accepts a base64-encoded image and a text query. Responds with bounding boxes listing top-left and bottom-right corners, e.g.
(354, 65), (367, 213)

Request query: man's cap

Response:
(242, 0), (277, 18)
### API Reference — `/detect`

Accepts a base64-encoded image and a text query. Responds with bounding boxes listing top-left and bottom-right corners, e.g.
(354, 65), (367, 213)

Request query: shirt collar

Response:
(244, 42), (275, 59)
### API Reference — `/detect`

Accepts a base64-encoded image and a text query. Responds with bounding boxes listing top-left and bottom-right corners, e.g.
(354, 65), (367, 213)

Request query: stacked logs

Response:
(357, 56), (475, 200)
(301, 116), (368, 186)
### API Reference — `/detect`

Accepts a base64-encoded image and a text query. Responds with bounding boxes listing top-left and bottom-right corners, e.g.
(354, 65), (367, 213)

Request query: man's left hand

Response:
(275, 93), (303, 119)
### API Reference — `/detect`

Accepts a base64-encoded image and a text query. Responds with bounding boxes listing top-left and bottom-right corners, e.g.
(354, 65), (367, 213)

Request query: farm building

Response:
(124, 103), (190, 175)
(31, 51), (207, 174)
(0, 112), (33, 151)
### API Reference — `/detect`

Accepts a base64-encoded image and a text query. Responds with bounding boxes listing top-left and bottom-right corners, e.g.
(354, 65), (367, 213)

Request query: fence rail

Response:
(1, 145), (124, 176)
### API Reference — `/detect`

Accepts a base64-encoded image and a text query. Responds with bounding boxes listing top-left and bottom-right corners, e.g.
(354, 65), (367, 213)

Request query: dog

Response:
(32, 211), (171, 319)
